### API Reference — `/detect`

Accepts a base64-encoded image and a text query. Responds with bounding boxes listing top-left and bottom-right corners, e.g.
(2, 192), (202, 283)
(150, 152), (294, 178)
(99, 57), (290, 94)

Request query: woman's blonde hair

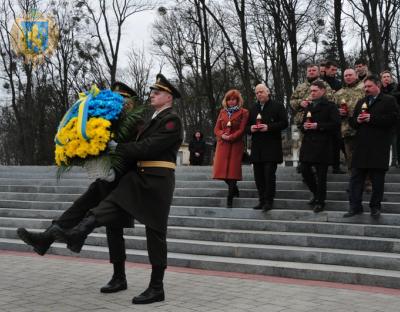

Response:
(222, 89), (244, 108)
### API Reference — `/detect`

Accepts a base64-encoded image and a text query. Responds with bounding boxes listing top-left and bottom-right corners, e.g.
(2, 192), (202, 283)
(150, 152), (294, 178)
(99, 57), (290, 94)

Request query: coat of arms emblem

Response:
(11, 12), (58, 64)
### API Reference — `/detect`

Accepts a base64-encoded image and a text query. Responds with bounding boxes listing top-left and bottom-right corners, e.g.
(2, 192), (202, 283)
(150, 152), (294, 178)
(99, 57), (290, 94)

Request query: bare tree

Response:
(201, 0), (254, 103)
(0, 0), (39, 164)
(389, 12), (400, 82)
(334, 0), (347, 74)
(125, 44), (152, 103)
(78, 0), (157, 85)
(345, 0), (400, 73)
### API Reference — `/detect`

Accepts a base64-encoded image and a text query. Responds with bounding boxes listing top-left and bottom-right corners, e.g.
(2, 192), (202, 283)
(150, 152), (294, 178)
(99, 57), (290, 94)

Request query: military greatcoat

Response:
(106, 107), (183, 233)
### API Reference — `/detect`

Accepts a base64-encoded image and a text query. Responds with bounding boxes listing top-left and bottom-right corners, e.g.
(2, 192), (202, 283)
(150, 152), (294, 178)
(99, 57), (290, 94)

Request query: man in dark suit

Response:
(299, 80), (340, 213)
(344, 75), (399, 218)
(17, 74), (183, 305)
(247, 84), (288, 211)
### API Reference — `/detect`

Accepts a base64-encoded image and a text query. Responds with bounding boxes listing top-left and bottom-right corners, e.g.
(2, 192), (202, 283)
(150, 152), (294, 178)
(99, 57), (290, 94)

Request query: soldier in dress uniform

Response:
(17, 74), (183, 305)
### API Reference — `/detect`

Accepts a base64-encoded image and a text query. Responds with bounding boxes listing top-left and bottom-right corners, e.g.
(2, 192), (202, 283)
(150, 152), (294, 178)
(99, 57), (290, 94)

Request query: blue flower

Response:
(68, 89), (124, 121)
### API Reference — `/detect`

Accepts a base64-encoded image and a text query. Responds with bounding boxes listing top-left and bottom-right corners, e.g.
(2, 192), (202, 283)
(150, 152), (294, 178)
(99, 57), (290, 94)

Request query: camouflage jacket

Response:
(290, 79), (334, 126)
(334, 80), (365, 138)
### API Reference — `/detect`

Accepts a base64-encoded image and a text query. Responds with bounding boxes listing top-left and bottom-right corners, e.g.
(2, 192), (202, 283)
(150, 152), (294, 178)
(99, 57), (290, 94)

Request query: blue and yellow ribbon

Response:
(55, 85), (100, 146)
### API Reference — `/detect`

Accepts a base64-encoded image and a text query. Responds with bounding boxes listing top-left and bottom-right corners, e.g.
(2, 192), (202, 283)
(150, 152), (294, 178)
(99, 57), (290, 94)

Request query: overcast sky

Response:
(120, 9), (156, 62)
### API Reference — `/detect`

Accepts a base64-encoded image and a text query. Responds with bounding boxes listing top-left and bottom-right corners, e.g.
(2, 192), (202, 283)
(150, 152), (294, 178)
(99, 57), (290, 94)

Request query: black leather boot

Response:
(17, 224), (64, 256)
(100, 262), (127, 293)
(58, 214), (97, 253)
(132, 266), (165, 304)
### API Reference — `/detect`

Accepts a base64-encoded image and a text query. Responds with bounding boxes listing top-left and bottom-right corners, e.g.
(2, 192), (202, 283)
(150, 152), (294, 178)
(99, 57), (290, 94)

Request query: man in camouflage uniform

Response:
(334, 68), (365, 169)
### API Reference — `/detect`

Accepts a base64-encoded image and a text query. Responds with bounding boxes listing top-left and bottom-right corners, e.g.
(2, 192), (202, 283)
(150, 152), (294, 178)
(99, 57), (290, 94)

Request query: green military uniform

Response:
(334, 80), (365, 169)
(290, 79), (334, 126)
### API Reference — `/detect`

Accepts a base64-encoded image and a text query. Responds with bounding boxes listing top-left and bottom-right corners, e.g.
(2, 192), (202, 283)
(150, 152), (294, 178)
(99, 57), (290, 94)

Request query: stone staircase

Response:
(0, 165), (400, 289)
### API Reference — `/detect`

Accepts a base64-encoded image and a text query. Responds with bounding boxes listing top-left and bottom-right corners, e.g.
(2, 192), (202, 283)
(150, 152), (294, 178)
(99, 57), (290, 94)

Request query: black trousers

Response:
(253, 162), (278, 204)
(55, 179), (129, 264)
(91, 200), (167, 268)
(349, 168), (386, 212)
(301, 162), (328, 204)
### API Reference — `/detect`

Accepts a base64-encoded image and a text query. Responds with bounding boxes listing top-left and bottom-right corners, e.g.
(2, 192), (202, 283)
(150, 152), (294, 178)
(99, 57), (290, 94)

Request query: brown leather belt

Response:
(137, 161), (176, 170)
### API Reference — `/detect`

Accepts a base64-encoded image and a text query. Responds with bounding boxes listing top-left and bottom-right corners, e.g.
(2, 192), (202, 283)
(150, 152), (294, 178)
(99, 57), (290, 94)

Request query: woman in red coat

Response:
(212, 89), (249, 207)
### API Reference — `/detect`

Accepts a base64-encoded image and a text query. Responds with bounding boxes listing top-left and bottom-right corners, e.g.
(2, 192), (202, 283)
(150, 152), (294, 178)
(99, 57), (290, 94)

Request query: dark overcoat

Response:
(350, 93), (399, 169)
(299, 97), (340, 164)
(212, 108), (249, 180)
(246, 100), (288, 163)
(189, 138), (206, 165)
(106, 107), (183, 233)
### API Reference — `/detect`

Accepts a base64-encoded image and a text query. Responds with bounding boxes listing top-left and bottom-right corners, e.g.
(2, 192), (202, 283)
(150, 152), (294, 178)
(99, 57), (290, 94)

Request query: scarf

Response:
(225, 105), (240, 119)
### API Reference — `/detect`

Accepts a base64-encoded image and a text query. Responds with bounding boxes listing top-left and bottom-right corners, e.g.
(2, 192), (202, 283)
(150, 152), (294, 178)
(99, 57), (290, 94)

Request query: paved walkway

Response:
(1, 251), (400, 312)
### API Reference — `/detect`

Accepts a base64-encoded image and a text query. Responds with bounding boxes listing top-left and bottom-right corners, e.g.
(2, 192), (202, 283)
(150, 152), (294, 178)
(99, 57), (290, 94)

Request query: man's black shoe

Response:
(370, 208), (381, 218)
(132, 287), (165, 304)
(343, 209), (363, 218)
(100, 276), (127, 293)
(253, 203), (264, 210)
(313, 203), (324, 213)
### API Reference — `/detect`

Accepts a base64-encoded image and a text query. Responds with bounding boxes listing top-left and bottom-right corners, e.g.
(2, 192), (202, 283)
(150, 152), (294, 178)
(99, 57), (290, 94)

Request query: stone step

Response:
(2, 210), (400, 239)
(1, 203), (400, 226)
(0, 178), (90, 187)
(2, 219), (400, 253)
(173, 197), (400, 211)
(3, 227), (400, 271)
(2, 171), (400, 183)
(1, 165), (400, 289)
(170, 206), (400, 226)
(2, 181), (400, 192)
(1, 238), (400, 289)
(1, 196), (400, 212)
(1, 189), (400, 203)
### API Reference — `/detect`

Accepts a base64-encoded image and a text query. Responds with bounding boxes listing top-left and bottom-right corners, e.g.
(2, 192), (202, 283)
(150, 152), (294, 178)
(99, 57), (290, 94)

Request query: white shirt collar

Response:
(151, 105), (172, 119)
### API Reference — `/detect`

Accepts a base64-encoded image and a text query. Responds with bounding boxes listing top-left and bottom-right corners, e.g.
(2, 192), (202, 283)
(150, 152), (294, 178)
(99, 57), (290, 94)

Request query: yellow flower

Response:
(54, 117), (112, 166)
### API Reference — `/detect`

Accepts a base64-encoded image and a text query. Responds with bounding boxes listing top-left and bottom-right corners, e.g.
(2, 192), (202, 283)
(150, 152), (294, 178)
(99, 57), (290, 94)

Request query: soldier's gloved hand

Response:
(108, 140), (118, 152)
(101, 168), (116, 182)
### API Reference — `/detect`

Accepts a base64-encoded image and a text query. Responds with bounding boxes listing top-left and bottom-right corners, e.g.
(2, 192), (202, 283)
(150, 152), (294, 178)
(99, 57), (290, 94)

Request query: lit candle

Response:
(225, 120), (232, 135)
(256, 113), (262, 127)
(306, 111), (312, 123)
